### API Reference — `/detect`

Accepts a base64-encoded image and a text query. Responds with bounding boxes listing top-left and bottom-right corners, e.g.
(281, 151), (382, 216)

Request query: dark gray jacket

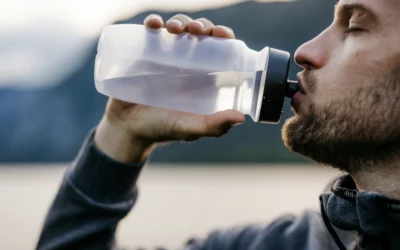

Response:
(36, 129), (400, 250)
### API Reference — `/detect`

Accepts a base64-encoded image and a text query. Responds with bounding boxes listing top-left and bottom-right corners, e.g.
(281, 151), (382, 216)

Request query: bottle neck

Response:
(236, 47), (269, 122)
(235, 71), (264, 122)
(240, 47), (269, 71)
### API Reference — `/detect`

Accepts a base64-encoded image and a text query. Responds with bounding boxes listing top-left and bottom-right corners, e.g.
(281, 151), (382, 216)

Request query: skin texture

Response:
(283, 0), (400, 198)
(95, 0), (400, 199)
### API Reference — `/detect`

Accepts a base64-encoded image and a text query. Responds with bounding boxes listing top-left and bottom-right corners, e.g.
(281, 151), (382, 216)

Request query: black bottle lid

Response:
(258, 48), (298, 124)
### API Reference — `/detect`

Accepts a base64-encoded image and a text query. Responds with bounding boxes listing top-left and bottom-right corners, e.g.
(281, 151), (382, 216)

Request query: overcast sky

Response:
(0, 0), (293, 88)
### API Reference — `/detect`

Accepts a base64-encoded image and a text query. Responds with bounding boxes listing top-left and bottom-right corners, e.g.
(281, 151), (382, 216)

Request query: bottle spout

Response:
(285, 80), (299, 98)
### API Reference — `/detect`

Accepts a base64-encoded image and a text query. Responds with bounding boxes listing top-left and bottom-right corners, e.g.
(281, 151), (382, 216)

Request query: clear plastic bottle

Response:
(95, 24), (298, 123)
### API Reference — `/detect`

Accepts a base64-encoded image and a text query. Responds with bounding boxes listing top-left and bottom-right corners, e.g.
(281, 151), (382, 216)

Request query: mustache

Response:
(301, 71), (318, 95)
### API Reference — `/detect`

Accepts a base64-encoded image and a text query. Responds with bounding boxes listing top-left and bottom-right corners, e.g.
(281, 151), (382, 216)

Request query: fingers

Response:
(145, 13), (236, 39)
(166, 14), (193, 34)
(106, 98), (136, 114)
(171, 110), (245, 141)
(212, 26), (235, 39)
(187, 18), (215, 36)
(203, 110), (245, 136)
(144, 14), (164, 29)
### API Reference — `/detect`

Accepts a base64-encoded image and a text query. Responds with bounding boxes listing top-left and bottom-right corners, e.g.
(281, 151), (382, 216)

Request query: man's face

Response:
(282, 0), (400, 173)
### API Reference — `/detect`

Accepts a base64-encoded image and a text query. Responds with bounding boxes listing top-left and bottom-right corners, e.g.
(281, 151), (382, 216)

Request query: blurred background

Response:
(0, 0), (336, 163)
(0, 0), (340, 249)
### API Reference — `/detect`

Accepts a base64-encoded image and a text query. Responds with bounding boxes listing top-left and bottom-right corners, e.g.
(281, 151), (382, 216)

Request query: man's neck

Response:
(351, 164), (400, 200)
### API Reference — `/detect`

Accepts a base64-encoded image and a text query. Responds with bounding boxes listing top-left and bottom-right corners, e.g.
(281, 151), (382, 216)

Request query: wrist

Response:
(94, 117), (155, 163)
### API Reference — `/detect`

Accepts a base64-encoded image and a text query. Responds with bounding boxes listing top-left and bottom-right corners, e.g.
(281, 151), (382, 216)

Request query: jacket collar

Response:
(320, 174), (400, 235)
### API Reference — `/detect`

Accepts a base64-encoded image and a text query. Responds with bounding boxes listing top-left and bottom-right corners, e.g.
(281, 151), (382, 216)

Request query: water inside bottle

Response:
(96, 59), (259, 116)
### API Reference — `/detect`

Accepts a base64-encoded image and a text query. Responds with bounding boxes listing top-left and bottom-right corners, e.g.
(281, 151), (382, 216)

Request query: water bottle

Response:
(94, 24), (299, 123)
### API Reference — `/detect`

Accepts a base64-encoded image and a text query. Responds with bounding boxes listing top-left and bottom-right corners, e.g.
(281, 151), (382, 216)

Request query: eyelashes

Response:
(344, 27), (365, 35)
(343, 19), (366, 36)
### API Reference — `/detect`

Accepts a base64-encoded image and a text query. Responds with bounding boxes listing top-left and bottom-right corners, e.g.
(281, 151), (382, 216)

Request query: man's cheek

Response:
(345, 47), (384, 80)
(371, 50), (400, 73)
(346, 51), (369, 71)
(311, 75), (356, 108)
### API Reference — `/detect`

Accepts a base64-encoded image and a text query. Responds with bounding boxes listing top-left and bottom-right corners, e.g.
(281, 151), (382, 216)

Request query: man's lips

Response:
(290, 75), (307, 108)
(296, 75), (306, 95)
(291, 91), (305, 106)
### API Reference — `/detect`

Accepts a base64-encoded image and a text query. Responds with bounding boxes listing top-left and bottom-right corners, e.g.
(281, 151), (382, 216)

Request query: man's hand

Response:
(94, 14), (245, 163)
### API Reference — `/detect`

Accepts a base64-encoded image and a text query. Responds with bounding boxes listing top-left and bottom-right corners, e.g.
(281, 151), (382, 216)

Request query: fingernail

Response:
(147, 14), (160, 21)
(227, 120), (243, 127)
(220, 25), (233, 34)
(169, 19), (184, 28)
(231, 122), (242, 126)
(193, 20), (205, 29)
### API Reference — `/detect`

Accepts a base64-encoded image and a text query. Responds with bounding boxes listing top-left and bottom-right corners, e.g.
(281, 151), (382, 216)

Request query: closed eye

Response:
(344, 27), (365, 35)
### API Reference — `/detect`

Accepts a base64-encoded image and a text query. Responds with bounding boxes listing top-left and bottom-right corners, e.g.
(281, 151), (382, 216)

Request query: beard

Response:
(282, 70), (400, 174)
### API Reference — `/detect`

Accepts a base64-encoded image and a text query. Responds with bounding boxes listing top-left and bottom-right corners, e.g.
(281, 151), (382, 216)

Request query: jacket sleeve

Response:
(35, 128), (305, 250)
(36, 128), (144, 250)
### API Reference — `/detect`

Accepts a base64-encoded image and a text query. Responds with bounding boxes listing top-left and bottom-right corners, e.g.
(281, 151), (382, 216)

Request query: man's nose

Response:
(294, 34), (328, 70)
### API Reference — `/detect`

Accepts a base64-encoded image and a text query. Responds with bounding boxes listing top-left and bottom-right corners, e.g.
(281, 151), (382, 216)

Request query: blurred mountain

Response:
(0, 0), (335, 163)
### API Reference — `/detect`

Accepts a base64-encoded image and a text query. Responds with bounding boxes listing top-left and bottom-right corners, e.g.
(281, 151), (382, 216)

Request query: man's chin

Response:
(281, 116), (299, 153)
(281, 112), (316, 155)
(290, 101), (310, 116)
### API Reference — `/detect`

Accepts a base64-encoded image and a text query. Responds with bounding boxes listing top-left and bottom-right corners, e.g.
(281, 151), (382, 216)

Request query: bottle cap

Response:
(258, 48), (297, 124)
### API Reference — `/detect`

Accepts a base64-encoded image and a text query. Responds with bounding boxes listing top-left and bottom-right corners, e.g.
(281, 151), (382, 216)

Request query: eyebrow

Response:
(334, 2), (377, 20)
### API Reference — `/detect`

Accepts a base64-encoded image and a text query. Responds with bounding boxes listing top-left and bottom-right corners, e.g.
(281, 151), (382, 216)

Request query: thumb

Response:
(204, 109), (246, 130)
(173, 109), (245, 141)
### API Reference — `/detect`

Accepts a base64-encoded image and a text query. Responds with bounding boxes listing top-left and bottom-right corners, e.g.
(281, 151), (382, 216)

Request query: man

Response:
(36, 0), (400, 249)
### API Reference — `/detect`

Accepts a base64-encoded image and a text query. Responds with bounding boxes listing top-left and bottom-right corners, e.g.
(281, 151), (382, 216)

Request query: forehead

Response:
(336, 0), (399, 14)
(335, 0), (400, 23)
